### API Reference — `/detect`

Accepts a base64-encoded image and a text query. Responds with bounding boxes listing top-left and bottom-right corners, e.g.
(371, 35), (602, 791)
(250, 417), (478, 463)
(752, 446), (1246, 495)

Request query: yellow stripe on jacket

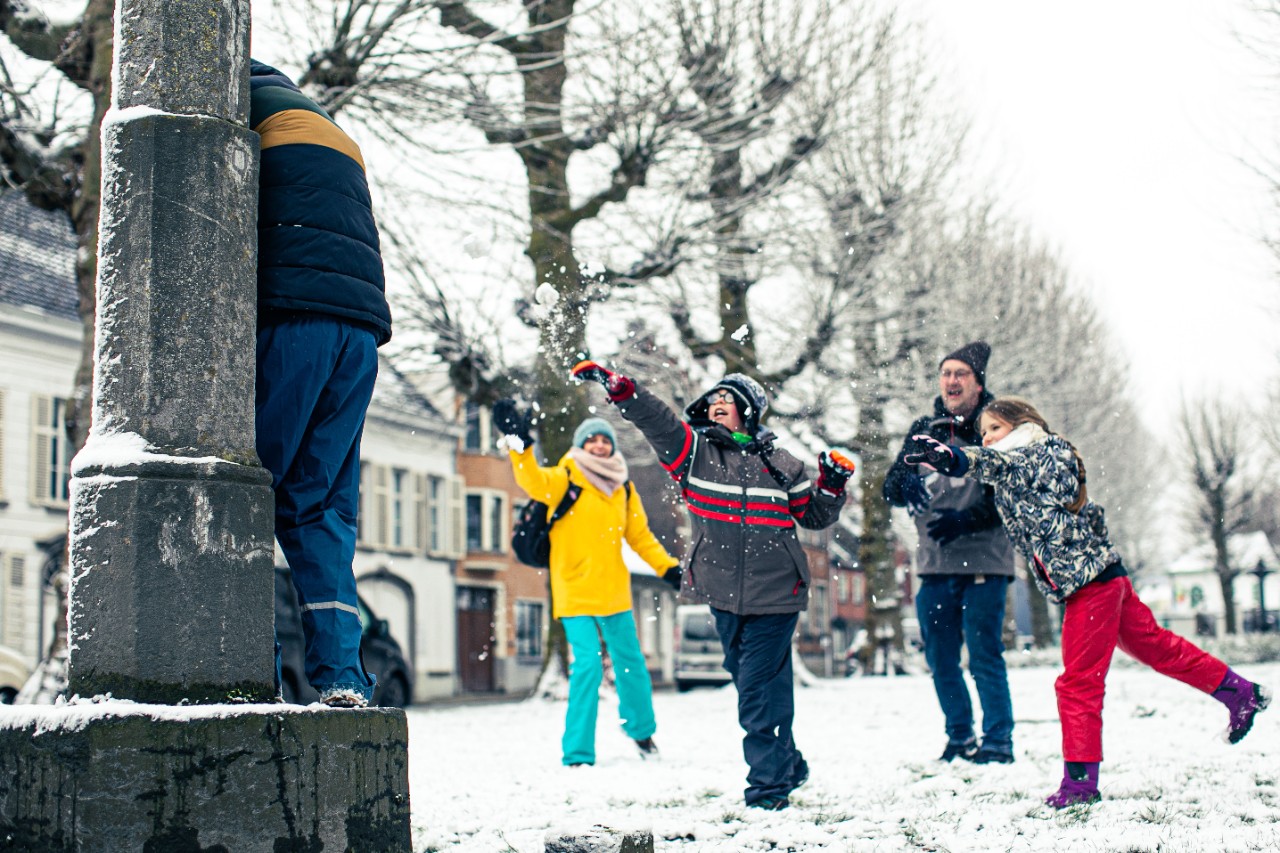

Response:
(255, 108), (366, 171)
(509, 447), (677, 619)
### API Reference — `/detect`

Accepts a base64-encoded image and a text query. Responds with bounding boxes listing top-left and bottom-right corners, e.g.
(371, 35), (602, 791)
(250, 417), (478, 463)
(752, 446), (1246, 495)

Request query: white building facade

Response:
(0, 191), (80, 672)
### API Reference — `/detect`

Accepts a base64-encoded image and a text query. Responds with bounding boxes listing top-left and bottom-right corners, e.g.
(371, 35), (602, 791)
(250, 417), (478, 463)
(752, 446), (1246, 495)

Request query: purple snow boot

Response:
(1214, 669), (1272, 744)
(1044, 761), (1100, 809)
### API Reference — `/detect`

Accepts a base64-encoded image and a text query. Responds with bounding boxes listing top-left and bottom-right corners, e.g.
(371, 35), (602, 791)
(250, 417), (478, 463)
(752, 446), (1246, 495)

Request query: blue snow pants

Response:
(712, 609), (805, 806)
(916, 574), (1014, 752)
(256, 315), (377, 702)
(561, 611), (657, 765)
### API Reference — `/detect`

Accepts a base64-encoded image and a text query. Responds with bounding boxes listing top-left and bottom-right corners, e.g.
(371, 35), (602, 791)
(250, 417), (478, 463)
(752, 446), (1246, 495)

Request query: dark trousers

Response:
(257, 315), (378, 700)
(712, 609), (805, 804)
(916, 574), (1014, 750)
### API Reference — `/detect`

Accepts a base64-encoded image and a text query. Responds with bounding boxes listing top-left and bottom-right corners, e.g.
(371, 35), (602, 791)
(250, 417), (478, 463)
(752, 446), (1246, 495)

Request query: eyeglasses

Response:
(706, 390), (736, 406)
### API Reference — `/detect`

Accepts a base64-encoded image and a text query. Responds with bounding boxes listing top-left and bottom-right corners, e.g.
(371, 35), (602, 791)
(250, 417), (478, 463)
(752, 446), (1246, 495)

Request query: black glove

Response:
(903, 434), (968, 477)
(926, 509), (980, 546)
(902, 472), (931, 517)
(491, 398), (533, 445)
(817, 449), (856, 494)
(661, 566), (682, 592)
(571, 360), (636, 403)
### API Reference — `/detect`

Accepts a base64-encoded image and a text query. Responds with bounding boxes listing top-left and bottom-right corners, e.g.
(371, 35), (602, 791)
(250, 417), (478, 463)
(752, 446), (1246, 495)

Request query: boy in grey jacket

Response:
(573, 360), (853, 810)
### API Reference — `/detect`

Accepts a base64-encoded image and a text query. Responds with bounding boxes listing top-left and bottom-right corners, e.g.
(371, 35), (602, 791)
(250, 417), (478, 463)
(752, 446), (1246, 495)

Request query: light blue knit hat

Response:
(573, 417), (617, 453)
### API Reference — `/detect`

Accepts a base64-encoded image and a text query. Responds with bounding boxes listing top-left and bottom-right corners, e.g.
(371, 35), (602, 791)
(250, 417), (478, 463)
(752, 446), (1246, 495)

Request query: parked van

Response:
(674, 604), (731, 692)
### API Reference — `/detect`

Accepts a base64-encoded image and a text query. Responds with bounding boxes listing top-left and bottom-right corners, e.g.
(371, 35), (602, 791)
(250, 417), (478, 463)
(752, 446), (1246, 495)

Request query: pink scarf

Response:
(567, 447), (629, 495)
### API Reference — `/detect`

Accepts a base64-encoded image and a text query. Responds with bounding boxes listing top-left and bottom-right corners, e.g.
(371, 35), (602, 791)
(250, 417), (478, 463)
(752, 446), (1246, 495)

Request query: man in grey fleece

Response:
(882, 341), (1016, 764)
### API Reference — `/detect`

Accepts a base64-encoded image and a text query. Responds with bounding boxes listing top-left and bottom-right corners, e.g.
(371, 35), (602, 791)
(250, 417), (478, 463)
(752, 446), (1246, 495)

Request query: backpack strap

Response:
(548, 468), (583, 524)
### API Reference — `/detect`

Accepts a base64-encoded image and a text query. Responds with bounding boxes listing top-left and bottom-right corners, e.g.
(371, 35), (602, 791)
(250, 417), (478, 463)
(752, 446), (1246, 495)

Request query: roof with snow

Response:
(0, 189), (78, 322)
(1166, 531), (1279, 574)
(371, 354), (449, 424)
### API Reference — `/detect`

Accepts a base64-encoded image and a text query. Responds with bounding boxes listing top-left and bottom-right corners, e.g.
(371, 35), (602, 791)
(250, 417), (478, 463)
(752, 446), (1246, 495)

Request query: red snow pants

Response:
(1057, 576), (1228, 762)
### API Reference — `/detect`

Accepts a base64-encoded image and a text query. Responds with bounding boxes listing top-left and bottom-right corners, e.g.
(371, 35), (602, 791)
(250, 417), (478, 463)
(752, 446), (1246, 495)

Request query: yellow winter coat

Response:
(509, 447), (677, 619)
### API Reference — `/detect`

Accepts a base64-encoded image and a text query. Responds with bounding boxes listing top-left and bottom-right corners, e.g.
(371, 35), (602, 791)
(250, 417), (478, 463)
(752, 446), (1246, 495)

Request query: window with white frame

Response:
(426, 476), (443, 554)
(807, 581), (829, 636)
(359, 462), (450, 554)
(488, 492), (505, 552)
(3, 551), (26, 649)
(464, 401), (495, 452)
(29, 394), (70, 507)
(388, 468), (409, 549)
(852, 573), (865, 605)
(465, 489), (508, 555)
(465, 493), (483, 552)
(515, 600), (544, 659)
(0, 388), (7, 503)
(836, 572), (850, 604)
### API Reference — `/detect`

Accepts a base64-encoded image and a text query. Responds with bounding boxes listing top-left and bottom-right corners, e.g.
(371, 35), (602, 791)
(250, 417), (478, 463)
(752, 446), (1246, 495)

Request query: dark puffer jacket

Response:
(960, 425), (1120, 604)
(882, 392), (1014, 577)
(617, 384), (845, 615)
(249, 60), (391, 344)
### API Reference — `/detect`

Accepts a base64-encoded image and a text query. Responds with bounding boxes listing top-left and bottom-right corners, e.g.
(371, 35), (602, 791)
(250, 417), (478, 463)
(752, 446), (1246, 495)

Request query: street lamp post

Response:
(1250, 560), (1273, 633)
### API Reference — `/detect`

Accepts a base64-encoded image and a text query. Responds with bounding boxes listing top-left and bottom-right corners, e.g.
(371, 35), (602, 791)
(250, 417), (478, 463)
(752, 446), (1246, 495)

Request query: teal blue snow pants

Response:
(561, 611), (657, 765)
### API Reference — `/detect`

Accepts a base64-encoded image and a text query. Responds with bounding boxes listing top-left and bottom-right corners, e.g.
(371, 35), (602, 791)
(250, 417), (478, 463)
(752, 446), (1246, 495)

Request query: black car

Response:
(274, 566), (413, 707)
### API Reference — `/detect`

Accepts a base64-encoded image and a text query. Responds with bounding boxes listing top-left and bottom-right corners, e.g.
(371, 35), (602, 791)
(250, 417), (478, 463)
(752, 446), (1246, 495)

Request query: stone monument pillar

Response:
(0, 3), (412, 850)
(67, 0), (274, 704)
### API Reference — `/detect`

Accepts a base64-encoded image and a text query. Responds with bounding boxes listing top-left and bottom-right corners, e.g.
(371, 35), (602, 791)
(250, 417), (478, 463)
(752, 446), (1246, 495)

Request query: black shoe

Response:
(565, 762), (592, 768)
(939, 738), (979, 762)
(634, 737), (659, 759)
(973, 746), (1014, 765)
(747, 796), (789, 811)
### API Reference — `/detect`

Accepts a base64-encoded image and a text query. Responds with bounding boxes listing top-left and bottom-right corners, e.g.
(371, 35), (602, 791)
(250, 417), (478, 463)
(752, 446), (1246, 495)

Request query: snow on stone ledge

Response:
(0, 695), (339, 736)
(71, 430), (229, 475)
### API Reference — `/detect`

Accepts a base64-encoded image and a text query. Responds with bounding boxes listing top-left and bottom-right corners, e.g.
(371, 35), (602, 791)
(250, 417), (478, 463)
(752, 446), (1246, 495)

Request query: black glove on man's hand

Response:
(904, 435), (968, 477)
(491, 398), (534, 445)
(571, 360), (636, 403)
(926, 508), (978, 546)
(661, 566), (683, 592)
(902, 472), (931, 517)
(817, 449), (856, 494)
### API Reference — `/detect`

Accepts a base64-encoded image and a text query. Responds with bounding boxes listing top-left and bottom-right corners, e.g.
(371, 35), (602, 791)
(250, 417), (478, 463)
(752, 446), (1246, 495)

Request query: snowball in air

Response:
(535, 282), (560, 306)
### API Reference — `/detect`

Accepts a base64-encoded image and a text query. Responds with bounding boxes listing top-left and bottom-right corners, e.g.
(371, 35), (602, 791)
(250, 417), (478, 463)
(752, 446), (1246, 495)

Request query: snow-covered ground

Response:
(408, 661), (1280, 852)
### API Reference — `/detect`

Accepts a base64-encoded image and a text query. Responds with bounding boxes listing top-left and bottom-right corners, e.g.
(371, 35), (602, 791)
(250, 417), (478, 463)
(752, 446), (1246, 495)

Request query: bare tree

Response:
(781, 25), (963, 667)
(1, 0), (113, 699)
(1178, 395), (1264, 635)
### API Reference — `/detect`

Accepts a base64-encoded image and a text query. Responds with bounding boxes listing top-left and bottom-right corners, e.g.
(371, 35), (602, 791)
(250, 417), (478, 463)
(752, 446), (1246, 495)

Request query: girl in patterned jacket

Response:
(907, 397), (1270, 808)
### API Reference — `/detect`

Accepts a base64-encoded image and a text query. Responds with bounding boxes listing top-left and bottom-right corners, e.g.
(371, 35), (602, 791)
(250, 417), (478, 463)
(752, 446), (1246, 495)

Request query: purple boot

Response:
(1044, 761), (1100, 809)
(1214, 669), (1272, 745)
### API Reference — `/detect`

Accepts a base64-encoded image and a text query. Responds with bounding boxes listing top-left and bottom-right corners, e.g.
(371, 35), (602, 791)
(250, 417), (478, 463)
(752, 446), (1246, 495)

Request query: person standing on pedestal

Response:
(250, 60), (391, 708)
(882, 341), (1016, 763)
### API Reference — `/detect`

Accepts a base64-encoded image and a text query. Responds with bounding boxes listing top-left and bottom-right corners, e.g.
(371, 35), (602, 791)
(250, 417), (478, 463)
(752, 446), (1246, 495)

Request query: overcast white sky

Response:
(910, 0), (1278, 434)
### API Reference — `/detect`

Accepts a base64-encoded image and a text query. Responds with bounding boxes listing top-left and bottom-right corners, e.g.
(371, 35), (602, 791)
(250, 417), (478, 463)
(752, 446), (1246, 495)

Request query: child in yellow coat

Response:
(494, 402), (680, 766)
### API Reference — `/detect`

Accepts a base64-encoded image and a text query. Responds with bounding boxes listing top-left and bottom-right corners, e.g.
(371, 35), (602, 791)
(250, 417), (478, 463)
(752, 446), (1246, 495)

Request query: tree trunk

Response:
(30, 0), (114, 700)
(855, 390), (902, 675)
(516, 0), (593, 691)
(1217, 563), (1239, 636)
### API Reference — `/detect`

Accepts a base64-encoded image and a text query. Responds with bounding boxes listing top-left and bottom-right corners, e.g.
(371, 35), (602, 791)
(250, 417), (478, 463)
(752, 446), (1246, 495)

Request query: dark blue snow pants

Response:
(712, 609), (805, 805)
(256, 315), (377, 701)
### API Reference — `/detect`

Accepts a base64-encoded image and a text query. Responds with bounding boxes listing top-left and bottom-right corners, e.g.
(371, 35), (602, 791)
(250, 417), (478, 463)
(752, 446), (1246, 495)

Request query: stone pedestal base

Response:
(0, 703), (410, 852)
